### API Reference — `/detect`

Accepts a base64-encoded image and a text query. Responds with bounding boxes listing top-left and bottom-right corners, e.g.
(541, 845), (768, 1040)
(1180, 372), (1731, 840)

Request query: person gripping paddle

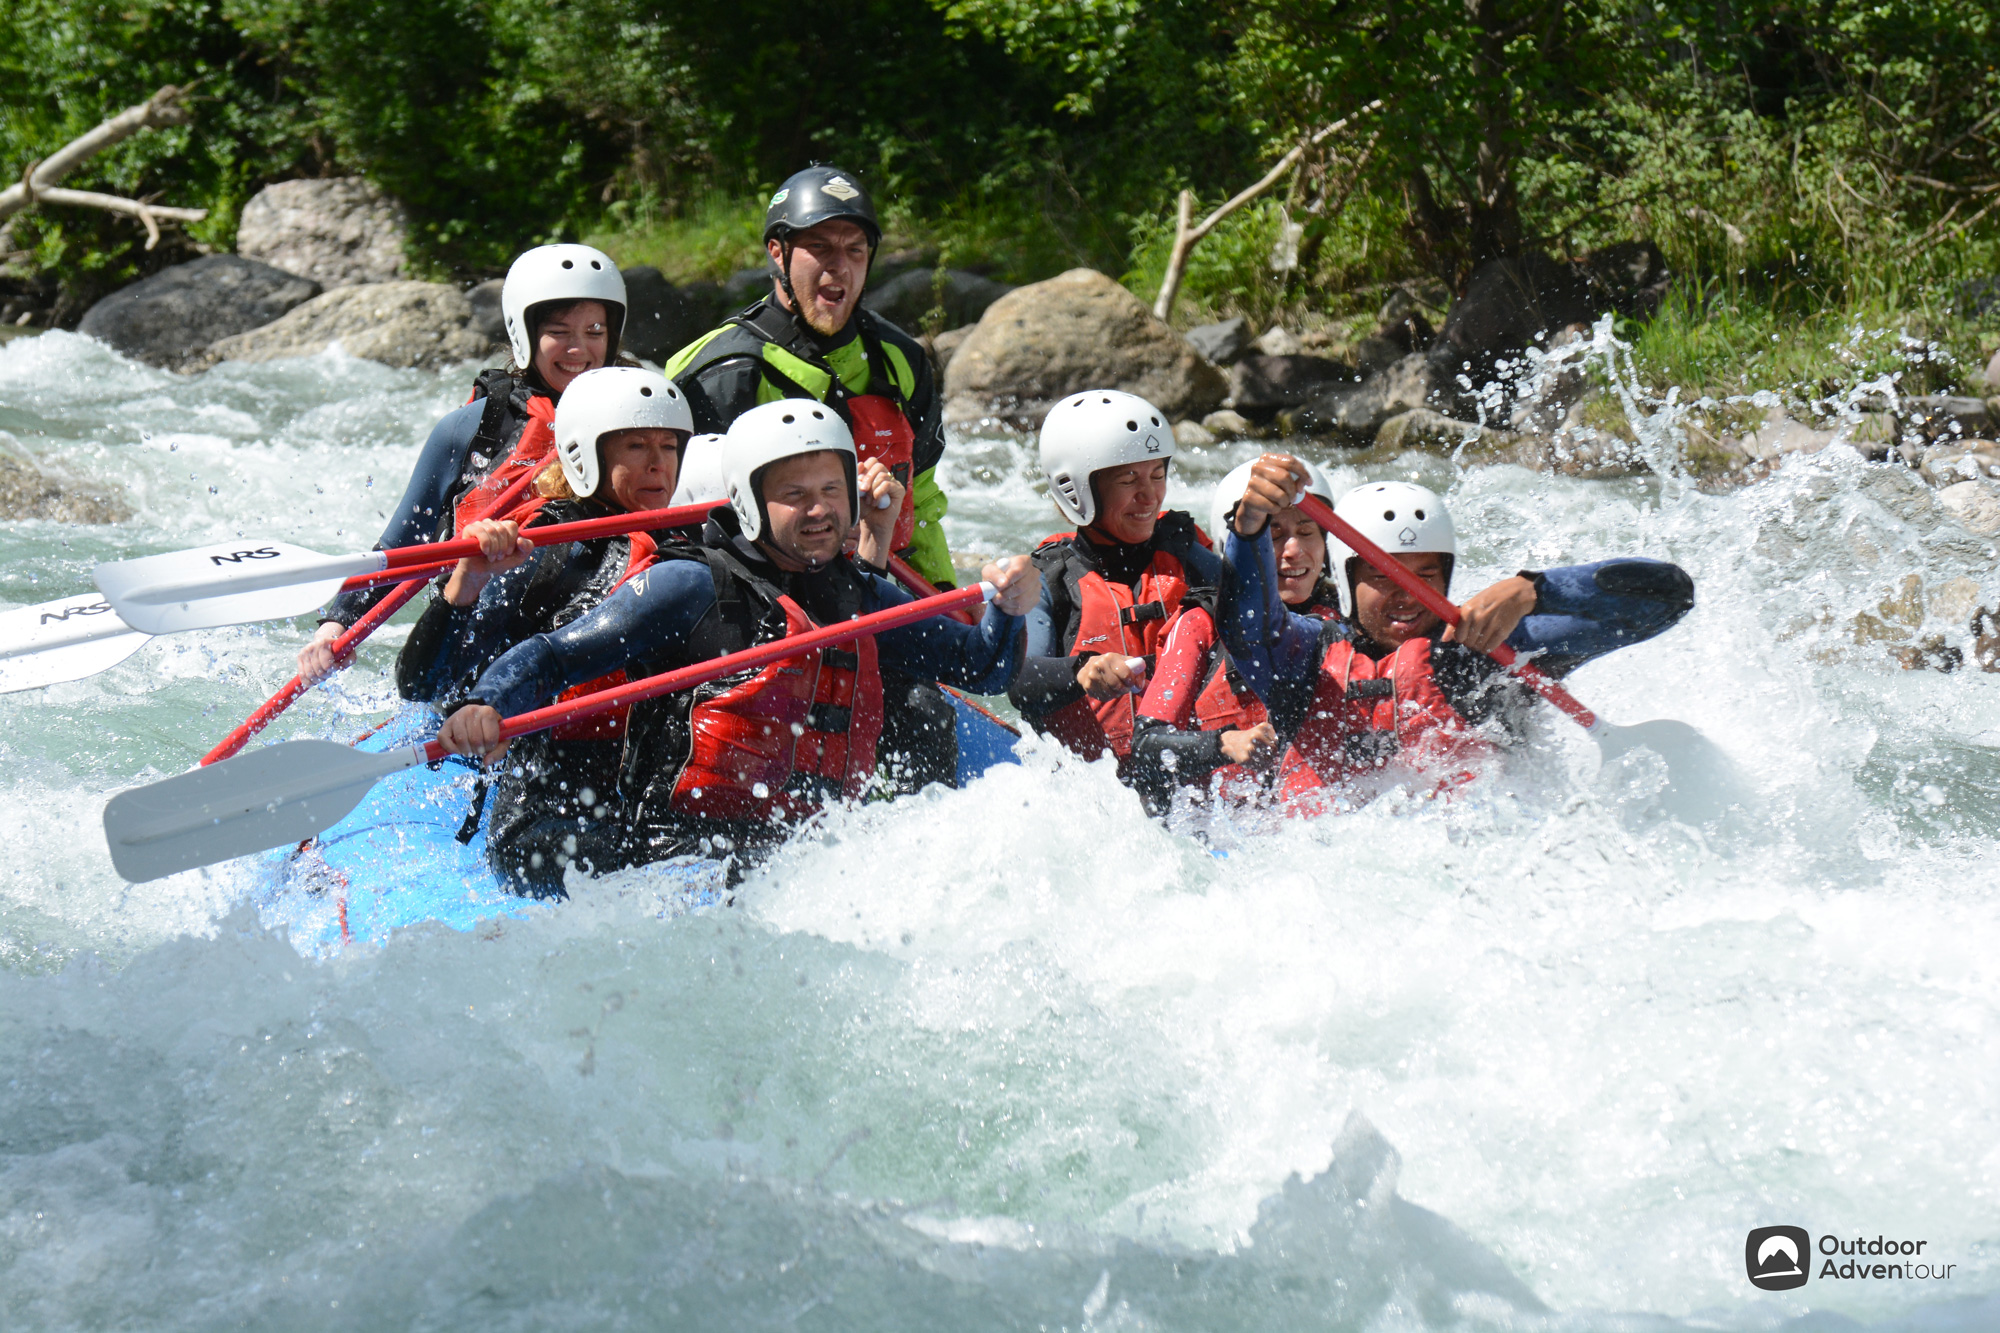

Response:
(434, 398), (1040, 896)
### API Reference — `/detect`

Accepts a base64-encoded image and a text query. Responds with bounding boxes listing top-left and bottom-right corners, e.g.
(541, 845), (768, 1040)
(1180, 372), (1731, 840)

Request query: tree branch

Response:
(0, 85), (206, 248)
(1153, 98), (1383, 322)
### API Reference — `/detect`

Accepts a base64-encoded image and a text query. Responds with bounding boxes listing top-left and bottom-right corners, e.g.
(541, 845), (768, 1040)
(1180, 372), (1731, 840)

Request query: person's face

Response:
(758, 451), (852, 569)
(1269, 506), (1327, 606)
(600, 428), (683, 513)
(1352, 552), (1449, 647)
(1088, 459), (1169, 545)
(769, 219), (869, 336)
(534, 301), (610, 393)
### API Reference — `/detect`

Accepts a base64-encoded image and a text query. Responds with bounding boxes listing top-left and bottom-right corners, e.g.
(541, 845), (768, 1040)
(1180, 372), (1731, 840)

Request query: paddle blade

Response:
(0, 594), (151, 693)
(95, 542), (383, 635)
(1595, 718), (1746, 824)
(103, 739), (425, 882)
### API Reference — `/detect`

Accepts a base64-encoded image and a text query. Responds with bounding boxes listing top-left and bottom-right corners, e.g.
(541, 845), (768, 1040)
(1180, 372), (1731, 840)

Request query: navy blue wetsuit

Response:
(323, 398), (493, 628)
(456, 522), (1024, 892)
(1221, 526), (1695, 699)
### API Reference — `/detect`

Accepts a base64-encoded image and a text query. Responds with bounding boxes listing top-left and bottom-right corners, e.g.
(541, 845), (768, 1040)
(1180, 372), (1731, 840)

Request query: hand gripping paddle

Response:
(93, 502), (718, 636)
(103, 580), (997, 881)
(1293, 493), (1736, 821)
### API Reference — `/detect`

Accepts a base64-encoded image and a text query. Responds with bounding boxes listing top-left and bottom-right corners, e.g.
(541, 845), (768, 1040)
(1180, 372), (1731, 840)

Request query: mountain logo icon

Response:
(1746, 1226), (1811, 1291)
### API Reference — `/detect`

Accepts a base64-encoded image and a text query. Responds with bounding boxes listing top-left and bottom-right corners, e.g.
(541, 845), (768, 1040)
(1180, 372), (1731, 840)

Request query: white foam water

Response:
(1, 330), (1995, 1330)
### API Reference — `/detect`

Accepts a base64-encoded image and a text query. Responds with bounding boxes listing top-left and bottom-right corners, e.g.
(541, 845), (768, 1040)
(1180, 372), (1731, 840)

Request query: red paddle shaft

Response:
(1295, 493), (1598, 730)
(886, 553), (979, 625)
(421, 582), (993, 763)
(202, 483), (718, 766)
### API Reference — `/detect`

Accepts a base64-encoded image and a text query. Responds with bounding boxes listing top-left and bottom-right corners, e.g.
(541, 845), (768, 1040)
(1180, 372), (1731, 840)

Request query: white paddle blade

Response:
(1596, 718), (1746, 824)
(103, 739), (426, 882)
(0, 594), (152, 693)
(94, 542), (386, 635)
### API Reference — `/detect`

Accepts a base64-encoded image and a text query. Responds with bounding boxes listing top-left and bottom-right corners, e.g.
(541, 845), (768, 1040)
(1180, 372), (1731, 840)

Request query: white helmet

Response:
(501, 244), (628, 368)
(724, 398), (856, 543)
(1038, 389), (1174, 528)
(551, 367), (691, 500)
(1209, 456), (1335, 542)
(670, 433), (730, 507)
(1328, 480), (1457, 618)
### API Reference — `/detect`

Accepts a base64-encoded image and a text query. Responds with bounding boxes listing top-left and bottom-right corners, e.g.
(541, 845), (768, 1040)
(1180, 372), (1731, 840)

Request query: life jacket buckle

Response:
(1120, 601), (1167, 627)
(806, 703), (852, 733)
(1347, 679), (1395, 699)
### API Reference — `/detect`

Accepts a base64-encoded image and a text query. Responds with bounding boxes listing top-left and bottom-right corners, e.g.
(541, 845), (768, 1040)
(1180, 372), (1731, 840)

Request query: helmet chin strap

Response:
(776, 235), (803, 315)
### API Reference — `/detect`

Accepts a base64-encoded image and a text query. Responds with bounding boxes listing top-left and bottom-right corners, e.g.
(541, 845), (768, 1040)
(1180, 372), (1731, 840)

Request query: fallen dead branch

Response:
(1152, 99), (1382, 324)
(0, 85), (207, 252)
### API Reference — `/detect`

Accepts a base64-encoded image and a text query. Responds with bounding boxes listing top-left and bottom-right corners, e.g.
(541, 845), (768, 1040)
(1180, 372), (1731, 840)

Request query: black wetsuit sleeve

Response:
(1127, 718), (1228, 814)
(456, 560), (720, 720)
(323, 400), (484, 627)
(1008, 571), (1091, 719)
(864, 574), (1025, 693)
(1503, 558), (1695, 678)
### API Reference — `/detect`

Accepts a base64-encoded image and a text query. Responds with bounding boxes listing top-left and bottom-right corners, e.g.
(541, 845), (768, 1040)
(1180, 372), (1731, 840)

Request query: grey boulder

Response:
(200, 281), (500, 371)
(78, 255), (320, 370)
(1284, 354), (1450, 442)
(0, 452), (129, 524)
(943, 268), (1227, 425)
(235, 178), (409, 289)
(1227, 354), (1356, 416)
(1186, 316), (1252, 366)
(862, 268), (1013, 333)
(619, 266), (712, 364)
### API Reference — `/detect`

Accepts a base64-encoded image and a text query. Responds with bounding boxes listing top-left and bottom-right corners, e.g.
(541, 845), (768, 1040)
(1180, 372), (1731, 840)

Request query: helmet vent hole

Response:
(1383, 510), (1396, 521)
(640, 386), (653, 397)
(1414, 508), (1425, 519)
(561, 259), (574, 269)
(589, 260), (601, 269)
(782, 413), (796, 424)
(1126, 420), (1138, 431)
(812, 409), (824, 418)
(1150, 416), (1160, 426)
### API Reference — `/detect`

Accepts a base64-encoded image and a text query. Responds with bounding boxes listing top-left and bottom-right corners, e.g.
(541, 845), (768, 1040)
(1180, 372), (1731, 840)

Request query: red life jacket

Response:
(454, 393), (557, 532)
(548, 531), (659, 742)
(1186, 595), (1339, 739)
(846, 394), (916, 552)
(1033, 513), (1210, 762)
(668, 594), (884, 824)
(1276, 636), (1491, 802)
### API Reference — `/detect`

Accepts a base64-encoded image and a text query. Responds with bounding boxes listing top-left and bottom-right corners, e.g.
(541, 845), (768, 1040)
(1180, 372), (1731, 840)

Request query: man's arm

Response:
(453, 560), (720, 719)
(868, 573), (1026, 695)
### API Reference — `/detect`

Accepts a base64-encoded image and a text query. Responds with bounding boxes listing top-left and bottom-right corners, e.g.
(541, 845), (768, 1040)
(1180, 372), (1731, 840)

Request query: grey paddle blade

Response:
(1595, 718), (1745, 824)
(103, 739), (427, 882)
(0, 594), (151, 693)
(95, 541), (385, 635)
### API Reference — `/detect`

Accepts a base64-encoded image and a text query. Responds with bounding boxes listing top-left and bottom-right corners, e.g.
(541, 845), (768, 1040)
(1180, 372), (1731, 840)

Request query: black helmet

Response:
(764, 166), (881, 248)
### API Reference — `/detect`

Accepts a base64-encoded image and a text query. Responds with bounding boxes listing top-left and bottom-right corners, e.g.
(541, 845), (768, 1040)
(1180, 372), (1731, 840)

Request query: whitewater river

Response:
(1, 329), (1995, 1330)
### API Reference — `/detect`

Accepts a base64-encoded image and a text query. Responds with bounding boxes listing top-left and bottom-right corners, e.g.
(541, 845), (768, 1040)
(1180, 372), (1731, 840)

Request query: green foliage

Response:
(0, 0), (312, 314)
(1629, 278), (2000, 403)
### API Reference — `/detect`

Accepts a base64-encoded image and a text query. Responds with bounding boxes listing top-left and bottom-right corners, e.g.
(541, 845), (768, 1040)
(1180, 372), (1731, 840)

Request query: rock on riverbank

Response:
(77, 256), (321, 371)
(943, 269), (1226, 427)
(198, 282), (501, 371)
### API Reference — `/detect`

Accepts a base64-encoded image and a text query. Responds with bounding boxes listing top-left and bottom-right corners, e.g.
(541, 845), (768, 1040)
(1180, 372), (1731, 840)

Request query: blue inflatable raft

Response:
(256, 689), (1021, 953)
